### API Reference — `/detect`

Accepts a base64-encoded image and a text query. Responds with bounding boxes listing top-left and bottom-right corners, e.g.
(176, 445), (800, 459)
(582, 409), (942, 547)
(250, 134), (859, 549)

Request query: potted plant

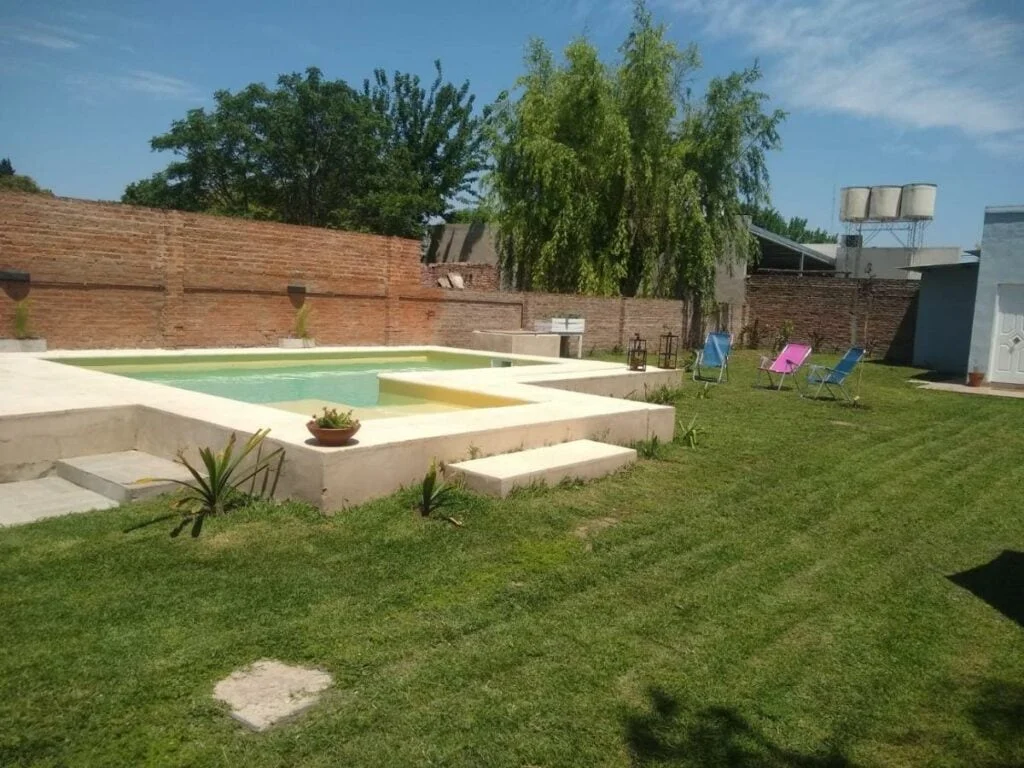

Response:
(280, 304), (315, 348)
(306, 407), (360, 446)
(967, 367), (984, 388)
(0, 299), (46, 352)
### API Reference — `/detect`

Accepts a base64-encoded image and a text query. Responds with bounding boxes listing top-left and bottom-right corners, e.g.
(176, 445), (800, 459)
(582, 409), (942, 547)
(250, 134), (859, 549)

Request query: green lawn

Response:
(2, 351), (1023, 767)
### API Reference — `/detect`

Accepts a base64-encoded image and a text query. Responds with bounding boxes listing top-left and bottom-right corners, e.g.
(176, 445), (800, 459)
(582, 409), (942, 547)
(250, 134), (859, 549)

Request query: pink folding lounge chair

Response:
(754, 342), (812, 390)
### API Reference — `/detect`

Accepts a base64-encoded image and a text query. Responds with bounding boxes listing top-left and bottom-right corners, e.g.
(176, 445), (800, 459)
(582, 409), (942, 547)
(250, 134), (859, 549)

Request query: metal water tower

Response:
(838, 183), (936, 275)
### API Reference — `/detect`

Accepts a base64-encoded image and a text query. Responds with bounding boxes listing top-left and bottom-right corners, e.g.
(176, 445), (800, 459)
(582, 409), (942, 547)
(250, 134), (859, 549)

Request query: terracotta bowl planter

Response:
(306, 421), (361, 446)
(967, 371), (984, 388)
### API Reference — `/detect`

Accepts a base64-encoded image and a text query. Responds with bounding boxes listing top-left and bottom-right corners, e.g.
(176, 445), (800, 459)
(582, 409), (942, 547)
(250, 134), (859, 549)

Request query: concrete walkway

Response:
(915, 381), (1024, 399)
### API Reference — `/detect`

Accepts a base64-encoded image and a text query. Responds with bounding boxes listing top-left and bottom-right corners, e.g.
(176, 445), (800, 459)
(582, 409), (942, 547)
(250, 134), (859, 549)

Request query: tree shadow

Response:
(624, 688), (854, 767)
(970, 679), (1024, 761)
(948, 550), (1024, 628)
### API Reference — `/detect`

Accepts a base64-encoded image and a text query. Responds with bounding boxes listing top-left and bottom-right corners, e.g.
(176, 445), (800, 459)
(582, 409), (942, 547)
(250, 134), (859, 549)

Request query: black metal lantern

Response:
(627, 333), (647, 371)
(657, 331), (678, 370)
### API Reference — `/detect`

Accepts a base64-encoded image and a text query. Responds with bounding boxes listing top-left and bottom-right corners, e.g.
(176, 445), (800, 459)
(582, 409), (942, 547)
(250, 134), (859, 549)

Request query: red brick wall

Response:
(0, 193), (918, 361)
(0, 192), (421, 349)
(745, 274), (918, 361)
(422, 263), (498, 292)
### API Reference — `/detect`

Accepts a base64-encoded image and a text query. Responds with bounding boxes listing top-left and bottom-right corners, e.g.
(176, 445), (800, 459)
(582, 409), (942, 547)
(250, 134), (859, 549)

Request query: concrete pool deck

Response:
(0, 345), (680, 511)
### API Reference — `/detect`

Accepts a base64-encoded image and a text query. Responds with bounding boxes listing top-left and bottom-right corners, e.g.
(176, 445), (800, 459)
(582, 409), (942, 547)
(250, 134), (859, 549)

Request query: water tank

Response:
(868, 185), (902, 220)
(899, 183), (937, 220)
(840, 187), (870, 221)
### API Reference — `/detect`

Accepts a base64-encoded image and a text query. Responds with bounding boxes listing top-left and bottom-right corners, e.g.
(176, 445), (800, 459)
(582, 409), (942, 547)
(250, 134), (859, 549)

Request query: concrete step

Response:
(447, 439), (636, 498)
(0, 476), (119, 527)
(55, 450), (193, 503)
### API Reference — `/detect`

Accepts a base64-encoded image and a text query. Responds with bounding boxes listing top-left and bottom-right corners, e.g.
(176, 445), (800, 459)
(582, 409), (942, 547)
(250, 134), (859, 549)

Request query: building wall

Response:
(745, 274), (918, 361)
(912, 265), (978, 373)
(835, 246), (961, 280)
(969, 207), (1024, 377)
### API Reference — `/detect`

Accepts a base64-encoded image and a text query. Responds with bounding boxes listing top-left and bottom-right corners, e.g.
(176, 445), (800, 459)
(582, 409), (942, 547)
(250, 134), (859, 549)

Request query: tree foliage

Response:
(0, 157), (52, 195)
(123, 64), (486, 239)
(487, 1), (785, 303)
(744, 204), (835, 244)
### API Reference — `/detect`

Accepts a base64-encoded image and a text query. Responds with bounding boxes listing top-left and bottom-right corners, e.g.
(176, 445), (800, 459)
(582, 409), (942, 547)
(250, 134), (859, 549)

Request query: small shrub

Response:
(740, 318), (762, 349)
(695, 382), (712, 400)
(312, 406), (356, 429)
(13, 300), (31, 340)
(632, 435), (666, 460)
(127, 429), (285, 538)
(772, 320), (794, 353)
(643, 383), (687, 405)
(294, 303), (312, 339)
(419, 459), (455, 517)
(675, 414), (702, 448)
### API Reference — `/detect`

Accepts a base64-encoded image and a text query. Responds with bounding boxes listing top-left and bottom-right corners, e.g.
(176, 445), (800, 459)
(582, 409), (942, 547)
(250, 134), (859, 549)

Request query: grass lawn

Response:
(2, 351), (1023, 767)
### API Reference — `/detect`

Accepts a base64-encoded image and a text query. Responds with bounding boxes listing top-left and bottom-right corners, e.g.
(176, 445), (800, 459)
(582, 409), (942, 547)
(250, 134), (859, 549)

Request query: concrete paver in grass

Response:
(213, 660), (333, 731)
(0, 476), (118, 526)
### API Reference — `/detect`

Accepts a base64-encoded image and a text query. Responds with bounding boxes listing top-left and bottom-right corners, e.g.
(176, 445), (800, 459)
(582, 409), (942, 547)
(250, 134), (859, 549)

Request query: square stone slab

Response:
(213, 660), (332, 731)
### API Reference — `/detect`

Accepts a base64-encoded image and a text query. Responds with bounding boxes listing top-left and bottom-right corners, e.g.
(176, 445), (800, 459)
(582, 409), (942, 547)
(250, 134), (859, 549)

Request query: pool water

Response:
(61, 351), (531, 419)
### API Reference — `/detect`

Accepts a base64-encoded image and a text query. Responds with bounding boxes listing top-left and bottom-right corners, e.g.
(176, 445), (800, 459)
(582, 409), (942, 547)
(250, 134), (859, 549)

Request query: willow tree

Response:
(487, 1), (785, 305)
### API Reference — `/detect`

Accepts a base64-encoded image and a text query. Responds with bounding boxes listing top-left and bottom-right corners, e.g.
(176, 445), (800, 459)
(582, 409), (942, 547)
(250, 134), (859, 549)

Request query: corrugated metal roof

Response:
(747, 223), (836, 268)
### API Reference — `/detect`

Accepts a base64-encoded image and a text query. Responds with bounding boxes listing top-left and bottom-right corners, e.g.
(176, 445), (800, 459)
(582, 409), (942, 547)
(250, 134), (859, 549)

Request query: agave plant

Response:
(418, 459), (455, 518)
(128, 429), (285, 538)
(677, 414), (701, 448)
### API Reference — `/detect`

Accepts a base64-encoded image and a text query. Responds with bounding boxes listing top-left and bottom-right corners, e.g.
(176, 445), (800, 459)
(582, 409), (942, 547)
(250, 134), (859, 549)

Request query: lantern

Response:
(657, 331), (678, 370)
(627, 333), (647, 371)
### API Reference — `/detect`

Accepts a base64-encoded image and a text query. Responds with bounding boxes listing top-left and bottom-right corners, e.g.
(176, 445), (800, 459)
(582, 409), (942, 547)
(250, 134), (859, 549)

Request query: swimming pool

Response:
(60, 350), (534, 419)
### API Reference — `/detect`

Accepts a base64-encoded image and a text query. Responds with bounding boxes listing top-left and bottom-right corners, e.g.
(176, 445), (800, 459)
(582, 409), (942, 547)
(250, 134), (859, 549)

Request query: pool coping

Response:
(0, 345), (681, 510)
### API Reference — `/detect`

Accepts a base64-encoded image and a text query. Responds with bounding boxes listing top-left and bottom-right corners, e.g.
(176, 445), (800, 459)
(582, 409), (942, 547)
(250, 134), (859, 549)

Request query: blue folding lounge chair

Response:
(803, 347), (866, 401)
(693, 331), (732, 383)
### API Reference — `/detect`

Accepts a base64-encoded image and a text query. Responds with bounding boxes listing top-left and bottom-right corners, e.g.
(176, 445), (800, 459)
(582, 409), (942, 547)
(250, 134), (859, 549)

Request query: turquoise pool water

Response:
(61, 351), (530, 409)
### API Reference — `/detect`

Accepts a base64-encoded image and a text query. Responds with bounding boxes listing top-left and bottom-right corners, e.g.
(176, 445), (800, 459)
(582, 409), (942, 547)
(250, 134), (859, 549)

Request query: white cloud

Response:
(0, 22), (100, 50)
(670, 0), (1024, 156)
(67, 70), (199, 101)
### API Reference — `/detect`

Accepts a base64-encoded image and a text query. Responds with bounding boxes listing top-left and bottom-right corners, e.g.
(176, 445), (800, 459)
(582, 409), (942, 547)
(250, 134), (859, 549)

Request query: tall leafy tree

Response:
(123, 64), (485, 238)
(744, 203), (835, 243)
(488, 1), (785, 304)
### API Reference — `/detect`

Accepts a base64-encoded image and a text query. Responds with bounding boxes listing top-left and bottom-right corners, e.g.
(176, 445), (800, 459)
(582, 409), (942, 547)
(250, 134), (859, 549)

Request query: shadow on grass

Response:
(948, 550), (1024, 627)
(624, 688), (853, 767)
(972, 680), (1024, 755)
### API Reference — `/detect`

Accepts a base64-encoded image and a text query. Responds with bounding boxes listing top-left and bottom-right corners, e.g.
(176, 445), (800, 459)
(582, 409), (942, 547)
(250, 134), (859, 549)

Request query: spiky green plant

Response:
(632, 435), (665, 460)
(696, 382), (712, 400)
(128, 429), (285, 538)
(418, 459), (455, 517)
(676, 414), (701, 448)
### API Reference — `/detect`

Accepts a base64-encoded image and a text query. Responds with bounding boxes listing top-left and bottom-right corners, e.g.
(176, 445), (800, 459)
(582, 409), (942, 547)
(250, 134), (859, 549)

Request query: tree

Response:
(744, 203), (835, 243)
(123, 64), (486, 239)
(487, 1), (785, 304)
(0, 157), (52, 195)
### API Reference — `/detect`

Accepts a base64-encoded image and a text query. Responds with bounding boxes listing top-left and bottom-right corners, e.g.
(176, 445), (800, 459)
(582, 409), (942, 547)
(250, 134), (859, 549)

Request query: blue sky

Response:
(1, 0), (1022, 248)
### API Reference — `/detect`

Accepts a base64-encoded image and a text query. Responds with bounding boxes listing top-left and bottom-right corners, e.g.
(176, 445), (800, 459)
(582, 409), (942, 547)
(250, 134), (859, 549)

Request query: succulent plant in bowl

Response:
(306, 407), (360, 446)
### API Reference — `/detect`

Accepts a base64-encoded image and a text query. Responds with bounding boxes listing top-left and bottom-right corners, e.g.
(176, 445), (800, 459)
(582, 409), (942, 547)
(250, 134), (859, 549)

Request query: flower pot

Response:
(306, 421), (360, 446)
(967, 370), (984, 388)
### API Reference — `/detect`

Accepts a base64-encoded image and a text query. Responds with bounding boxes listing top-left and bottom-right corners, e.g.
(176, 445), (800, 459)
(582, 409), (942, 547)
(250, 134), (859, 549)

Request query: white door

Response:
(991, 284), (1024, 385)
